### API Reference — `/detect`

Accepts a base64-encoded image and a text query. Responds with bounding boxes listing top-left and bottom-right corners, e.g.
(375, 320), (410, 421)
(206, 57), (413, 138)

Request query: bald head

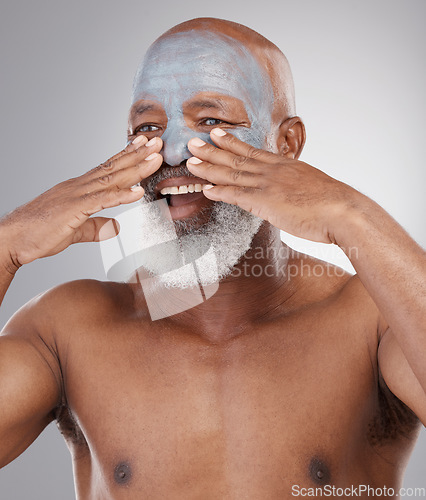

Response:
(158, 17), (296, 121)
(130, 18), (300, 166)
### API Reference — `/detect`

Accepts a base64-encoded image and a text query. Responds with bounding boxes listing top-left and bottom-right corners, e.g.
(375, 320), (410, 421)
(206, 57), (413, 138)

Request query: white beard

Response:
(136, 196), (262, 289)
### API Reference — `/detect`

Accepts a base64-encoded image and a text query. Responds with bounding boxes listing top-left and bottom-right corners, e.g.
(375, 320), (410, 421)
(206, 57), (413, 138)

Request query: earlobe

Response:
(277, 117), (306, 159)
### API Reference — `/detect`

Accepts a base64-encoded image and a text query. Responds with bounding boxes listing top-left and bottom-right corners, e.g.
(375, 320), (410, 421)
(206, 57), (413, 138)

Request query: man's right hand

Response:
(0, 135), (163, 273)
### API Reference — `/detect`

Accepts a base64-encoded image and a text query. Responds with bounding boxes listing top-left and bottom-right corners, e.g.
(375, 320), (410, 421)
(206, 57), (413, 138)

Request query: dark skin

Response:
(1, 18), (425, 499)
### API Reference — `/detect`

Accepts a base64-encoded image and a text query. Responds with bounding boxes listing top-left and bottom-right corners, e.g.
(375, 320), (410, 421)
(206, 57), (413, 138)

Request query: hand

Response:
(0, 136), (163, 271)
(186, 129), (359, 245)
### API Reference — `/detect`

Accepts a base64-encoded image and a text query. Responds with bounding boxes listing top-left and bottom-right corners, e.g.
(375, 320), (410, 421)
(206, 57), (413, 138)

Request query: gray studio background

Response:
(0, 0), (425, 498)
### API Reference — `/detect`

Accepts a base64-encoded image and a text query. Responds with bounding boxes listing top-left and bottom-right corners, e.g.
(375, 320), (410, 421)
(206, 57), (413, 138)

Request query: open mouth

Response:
(154, 176), (213, 219)
(159, 182), (212, 207)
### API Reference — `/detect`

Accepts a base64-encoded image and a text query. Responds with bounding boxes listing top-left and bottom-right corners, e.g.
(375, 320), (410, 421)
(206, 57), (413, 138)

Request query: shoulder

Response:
(287, 248), (351, 301)
(1, 279), (138, 395)
(287, 249), (381, 324)
(38, 278), (133, 305)
(2, 279), (136, 339)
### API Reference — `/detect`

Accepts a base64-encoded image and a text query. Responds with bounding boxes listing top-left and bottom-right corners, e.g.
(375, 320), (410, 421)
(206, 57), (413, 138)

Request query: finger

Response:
(86, 152), (162, 192)
(187, 137), (263, 173)
(79, 184), (145, 217)
(73, 217), (120, 243)
(210, 128), (278, 163)
(102, 136), (163, 173)
(202, 184), (262, 217)
(186, 157), (261, 188)
(86, 136), (163, 180)
(107, 134), (149, 164)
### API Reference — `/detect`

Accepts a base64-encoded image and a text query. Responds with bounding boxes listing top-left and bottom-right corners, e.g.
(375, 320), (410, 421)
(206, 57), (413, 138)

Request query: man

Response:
(0, 16), (425, 499)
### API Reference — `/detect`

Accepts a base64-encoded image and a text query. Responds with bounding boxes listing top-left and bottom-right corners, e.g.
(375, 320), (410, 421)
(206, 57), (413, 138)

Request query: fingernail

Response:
(189, 137), (206, 147)
(132, 135), (147, 145)
(145, 137), (158, 147)
(187, 157), (202, 164)
(203, 184), (214, 190)
(131, 185), (144, 192)
(212, 128), (226, 137)
(145, 153), (158, 161)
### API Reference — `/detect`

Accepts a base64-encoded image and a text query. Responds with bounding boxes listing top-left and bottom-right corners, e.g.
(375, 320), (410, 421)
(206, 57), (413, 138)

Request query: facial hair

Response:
(136, 165), (263, 289)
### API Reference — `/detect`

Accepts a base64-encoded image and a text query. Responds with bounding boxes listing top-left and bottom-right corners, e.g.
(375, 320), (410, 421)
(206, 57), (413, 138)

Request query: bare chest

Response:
(59, 309), (400, 498)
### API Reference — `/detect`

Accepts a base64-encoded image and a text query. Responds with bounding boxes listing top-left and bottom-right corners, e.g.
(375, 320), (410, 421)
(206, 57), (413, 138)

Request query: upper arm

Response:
(378, 327), (426, 425)
(0, 300), (62, 468)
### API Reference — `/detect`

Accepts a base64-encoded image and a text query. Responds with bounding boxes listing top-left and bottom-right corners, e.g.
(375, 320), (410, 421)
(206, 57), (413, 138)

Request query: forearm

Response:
(0, 225), (20, 307)
(336, 193), (426, 388)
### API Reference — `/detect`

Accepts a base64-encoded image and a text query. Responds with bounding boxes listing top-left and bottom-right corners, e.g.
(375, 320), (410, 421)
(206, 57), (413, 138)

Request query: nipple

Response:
(309, 457), (331, 484)
(114, 462), (132, 485)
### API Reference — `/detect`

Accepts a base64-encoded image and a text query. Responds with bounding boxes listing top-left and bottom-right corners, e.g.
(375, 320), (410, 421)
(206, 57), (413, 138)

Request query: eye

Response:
(134, 124), (161, 133)
(200, 118), (228, 127)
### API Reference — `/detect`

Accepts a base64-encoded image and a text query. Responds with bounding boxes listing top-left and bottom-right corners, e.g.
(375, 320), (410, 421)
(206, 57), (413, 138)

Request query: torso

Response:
(33, 253), (420, 499)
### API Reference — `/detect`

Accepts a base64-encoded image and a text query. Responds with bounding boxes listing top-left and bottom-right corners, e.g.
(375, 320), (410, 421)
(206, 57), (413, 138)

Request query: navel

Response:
(114, 462), (132, 485)
(308, 457), (331, 485)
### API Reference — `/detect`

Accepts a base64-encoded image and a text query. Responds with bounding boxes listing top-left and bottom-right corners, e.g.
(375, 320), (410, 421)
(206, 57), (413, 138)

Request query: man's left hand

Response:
(187, 128), (362, 245)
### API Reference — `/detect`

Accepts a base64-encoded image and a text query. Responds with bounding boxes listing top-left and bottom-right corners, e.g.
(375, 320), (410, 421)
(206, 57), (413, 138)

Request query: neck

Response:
(134, 223), (297, 342)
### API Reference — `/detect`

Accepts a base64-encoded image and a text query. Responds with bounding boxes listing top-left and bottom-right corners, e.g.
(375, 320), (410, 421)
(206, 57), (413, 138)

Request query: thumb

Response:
(73, 217), (120, 243)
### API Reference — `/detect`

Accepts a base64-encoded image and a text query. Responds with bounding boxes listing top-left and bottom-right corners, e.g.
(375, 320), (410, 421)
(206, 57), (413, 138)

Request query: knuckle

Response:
(103, 185), (120, 198)
(100, 160), (114, 171)
(98, 173), (113, 186)
(246, 146), (261, 159)
(232, 155), (248, 168)
(87, 162), (110, 179)
(135, 144), (152, 156)
(81, 191), (97, 204)
(81, 185), (119, 207)
(83, 189), (102, 203)
(231, 169), (243, 183)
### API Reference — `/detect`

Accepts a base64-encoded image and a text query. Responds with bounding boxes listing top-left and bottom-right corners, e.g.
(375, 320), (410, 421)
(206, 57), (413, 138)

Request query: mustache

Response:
(142, 162), (196, 200)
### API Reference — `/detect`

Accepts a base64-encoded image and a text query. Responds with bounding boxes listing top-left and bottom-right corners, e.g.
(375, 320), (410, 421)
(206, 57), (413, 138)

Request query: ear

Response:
(276, 117), (306, 159)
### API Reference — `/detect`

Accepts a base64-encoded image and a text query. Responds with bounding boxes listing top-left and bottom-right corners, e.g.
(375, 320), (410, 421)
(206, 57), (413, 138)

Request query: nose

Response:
(160, 118), (212, 166)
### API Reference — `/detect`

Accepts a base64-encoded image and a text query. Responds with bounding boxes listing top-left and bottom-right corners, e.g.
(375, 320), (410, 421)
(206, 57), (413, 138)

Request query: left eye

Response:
(201, 118), (224, 126)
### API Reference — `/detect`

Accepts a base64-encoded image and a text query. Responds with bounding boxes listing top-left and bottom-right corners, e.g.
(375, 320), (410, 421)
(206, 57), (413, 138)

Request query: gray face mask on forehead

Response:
(131, 30), (275, 167)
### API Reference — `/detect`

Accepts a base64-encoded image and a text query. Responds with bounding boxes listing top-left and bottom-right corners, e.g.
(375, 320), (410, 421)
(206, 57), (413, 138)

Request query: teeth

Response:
(159, 183), (209, 195)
